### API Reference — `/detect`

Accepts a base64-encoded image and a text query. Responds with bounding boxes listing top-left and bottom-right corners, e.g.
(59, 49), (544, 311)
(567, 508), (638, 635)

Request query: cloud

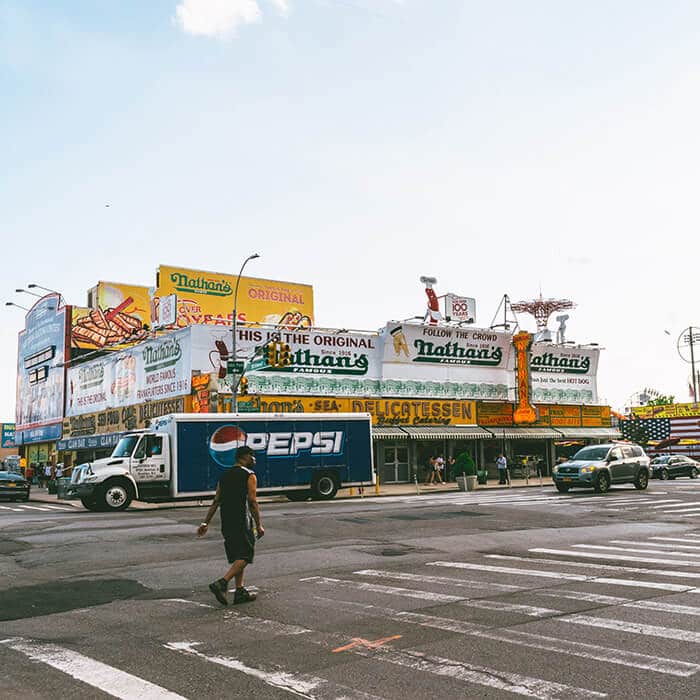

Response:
(174, 0), (291, 38)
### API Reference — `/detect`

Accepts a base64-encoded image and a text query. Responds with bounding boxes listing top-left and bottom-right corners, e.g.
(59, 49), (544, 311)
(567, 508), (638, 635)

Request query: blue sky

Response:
(2, 0), (700, 421)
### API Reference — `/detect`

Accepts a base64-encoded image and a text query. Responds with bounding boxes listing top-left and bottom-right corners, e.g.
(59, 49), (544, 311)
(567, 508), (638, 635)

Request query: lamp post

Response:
(678, 327), (700, 403)
(5, 301), (30, 311)
(28, 283), (61, 296)
(16, 288), (42, 298)
(232, 253), (260, 411)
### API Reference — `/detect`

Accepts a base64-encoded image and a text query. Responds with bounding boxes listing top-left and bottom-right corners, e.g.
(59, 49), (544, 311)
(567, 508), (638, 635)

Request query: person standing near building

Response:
(496, 453), (508, 485)
(196, 446), (264, 606)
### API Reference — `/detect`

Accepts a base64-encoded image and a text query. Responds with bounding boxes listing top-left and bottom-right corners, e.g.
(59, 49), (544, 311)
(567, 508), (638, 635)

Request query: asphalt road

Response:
(1, 481), (699, 699)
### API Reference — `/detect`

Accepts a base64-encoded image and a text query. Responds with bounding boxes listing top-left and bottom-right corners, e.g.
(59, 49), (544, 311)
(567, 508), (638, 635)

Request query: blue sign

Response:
(56, 432), (123, 452)
(15, 295), (66, 445)
(1, 423), (15, 448)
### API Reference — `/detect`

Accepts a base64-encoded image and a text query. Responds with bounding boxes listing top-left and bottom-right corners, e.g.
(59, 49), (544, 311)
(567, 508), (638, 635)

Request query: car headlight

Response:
(580, 466), (598, 474)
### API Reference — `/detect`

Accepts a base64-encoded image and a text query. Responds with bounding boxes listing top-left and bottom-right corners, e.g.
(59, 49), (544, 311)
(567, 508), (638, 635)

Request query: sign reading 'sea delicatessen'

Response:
(157, 265), (314, 329)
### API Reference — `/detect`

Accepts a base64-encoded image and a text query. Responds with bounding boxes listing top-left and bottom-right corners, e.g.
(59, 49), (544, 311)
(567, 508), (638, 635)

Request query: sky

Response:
(2, 0), (700, 422)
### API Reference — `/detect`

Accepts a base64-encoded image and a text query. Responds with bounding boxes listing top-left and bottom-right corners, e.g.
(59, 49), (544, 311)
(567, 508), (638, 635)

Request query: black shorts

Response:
(223, 530), (255, 564)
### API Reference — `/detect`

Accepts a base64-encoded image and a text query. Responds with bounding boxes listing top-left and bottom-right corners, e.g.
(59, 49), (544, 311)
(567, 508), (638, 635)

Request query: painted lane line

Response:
(300, 576), (464, 602)
(651, 501), (694, 509)
(650, 536), (700, 544)
(1, 637), (187, 699)
(460, 599), (558, 617)
(430, 560), (696, 591)
(486, 553), (700, 579)
(162, 598), (215, 609)
(0, 506), (24, 512)
(662, 508), (700, 514)
(16, 505), (51, 511)
(613, 539), (700, 551)
(224, 611), (310, 635)
(41, 504), (74, 511)
(320, 598), (698, 678)
(562, 615), (700, 643)
(352, 568), (521, 592)
(530, 547), (700, 568)
(426, 561), (589, 581)
(540, 589), (700, 616)
(165, 642), (383, 700)
(572, 544), (700, 559)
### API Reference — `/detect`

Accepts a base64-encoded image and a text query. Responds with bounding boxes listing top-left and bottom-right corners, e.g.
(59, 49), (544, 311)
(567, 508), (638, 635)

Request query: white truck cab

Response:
(69, 431), (171, 511)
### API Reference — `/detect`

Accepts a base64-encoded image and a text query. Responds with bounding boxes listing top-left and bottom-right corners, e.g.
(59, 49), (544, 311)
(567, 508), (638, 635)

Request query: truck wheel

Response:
(634, 469), (649, 490)
(286, 490), (310, 502)
(311, 473), (339, 500)
(99, 478), (133, 511)
(80, 496), (101, 512)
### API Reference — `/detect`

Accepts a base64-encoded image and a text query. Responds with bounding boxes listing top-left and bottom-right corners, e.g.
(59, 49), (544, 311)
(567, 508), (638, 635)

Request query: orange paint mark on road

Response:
(332, 635), (402, 653)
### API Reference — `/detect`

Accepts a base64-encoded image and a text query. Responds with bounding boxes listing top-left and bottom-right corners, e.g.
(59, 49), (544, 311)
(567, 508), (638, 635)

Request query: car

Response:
(650, 454), (699, 480)
(0, 470), (31, 502)
(552, 443), (650, 494)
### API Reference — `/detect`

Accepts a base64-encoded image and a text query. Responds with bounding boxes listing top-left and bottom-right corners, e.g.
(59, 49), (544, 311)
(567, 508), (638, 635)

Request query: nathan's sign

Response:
(529, 343), (599, 405)
(62, 397), (186, 438)
(232, 394), (476, 426)
(157, 265), (314, 329)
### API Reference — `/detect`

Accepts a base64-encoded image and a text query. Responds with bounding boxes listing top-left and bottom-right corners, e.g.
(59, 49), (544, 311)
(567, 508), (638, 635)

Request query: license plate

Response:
(7, 482), (16, 487)
(563, 477), (572, 482)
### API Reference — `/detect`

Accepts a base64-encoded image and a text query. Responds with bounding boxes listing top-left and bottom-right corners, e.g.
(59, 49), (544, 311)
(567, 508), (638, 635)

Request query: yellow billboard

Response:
(70, 282), (152, 350)
(157, 265), (314, 329)
(632, 402), (700, 419)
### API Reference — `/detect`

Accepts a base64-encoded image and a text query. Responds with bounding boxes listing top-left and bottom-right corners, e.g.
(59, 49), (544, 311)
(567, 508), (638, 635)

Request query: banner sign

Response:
(529, 343), (599, 405)
(380, 324), (513, 400)
(1, 423), (15, 448)
(445, 294), (476, 323)
(62, 397), (186, 439)
(477, 402), (514, 426)
(15, 295), (67, 445)
(632, 403), (700, 419)
(537, 404), (582, 427)
(153, 293), (177, 329)
(66, 331), (191, 416)
(71, 282), (152, 350)
(581, 406), (611, 427)
(157, 265), (314, 329)
(231, 394), (476, 426)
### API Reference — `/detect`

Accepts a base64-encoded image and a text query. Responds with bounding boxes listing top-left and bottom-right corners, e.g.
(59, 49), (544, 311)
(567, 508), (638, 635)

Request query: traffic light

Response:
(277, 342), (292, 367)
(264, 341), (279, 367)
(239, 376), (249, 396)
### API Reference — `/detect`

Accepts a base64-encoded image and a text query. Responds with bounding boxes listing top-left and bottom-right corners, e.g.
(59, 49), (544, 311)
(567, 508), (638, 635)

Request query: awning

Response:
(485, 427), (562, 440)
(555, 427), (622, 439)
(372, 426), (408, 440)
(400, 425), (493, 440)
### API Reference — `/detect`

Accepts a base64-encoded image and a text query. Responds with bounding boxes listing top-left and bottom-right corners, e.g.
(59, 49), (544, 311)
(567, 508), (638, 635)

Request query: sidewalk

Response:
(29, 476), (552, 511)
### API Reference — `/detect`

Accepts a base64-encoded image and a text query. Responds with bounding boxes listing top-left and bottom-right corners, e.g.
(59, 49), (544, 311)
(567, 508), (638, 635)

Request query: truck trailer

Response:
(68, 413), (374, 511)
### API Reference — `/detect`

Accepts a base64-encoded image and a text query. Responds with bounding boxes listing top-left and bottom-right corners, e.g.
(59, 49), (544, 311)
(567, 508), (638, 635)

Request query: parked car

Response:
(0, 470), (31, 502)
(650, 455), (699, 480)
(551, 443), (650, 494)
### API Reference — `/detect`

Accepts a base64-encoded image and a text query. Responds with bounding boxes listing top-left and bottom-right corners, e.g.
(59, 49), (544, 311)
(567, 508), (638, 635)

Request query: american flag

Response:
(620, 417), (670, 443)
(623, 416), (700, 458)
(663, 417), (700, 458)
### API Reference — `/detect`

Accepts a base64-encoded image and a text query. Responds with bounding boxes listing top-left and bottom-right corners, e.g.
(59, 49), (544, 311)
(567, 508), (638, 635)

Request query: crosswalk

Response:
(3, 530), (700, 698)
(0, 502), (75, 512)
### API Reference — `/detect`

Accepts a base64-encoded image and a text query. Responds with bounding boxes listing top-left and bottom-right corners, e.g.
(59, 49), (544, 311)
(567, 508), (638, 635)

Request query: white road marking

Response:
(15, 504), (50, 511)
(224, 611), (310, 635)
(1, 637), (187, 699)
(613, 539), (700, 551)
(300, 575), (464, 602)
(677, 511), (700, 517)
(530, 547), (700, 568)
(572, 544), (700, 559)
(650, 536), (700, 544)
(651, 501), (695, 509)
(460, 599), (558, 617)
(163, 598), (215, 609)
(0, 505), (24, 511)
(42, 504), (75, 511)
(430, 560), (696, 591)
(165, 641), (384, 700)
(562, 615), (700, 643)
(486, 553), (700, 578)
(353, 568), (521, 592)
(322, 598), (699, 678)
(540, 589), (700, 616)
(663, 508), (700, 514)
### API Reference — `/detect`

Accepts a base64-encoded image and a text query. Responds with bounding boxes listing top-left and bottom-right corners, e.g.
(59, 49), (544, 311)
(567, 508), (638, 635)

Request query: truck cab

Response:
(69, 431), (171, 511)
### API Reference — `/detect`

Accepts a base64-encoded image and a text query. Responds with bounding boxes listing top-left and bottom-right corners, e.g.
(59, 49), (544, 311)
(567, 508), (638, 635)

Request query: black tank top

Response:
(219, 465), (253, 535)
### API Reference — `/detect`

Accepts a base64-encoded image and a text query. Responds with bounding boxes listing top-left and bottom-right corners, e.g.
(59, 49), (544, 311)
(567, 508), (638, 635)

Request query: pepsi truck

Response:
(68, 413), (374, 512)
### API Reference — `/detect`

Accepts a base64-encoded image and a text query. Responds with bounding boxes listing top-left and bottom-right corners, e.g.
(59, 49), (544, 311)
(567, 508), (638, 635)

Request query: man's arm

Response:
(247, 473), (264, 538)
(197, 483), (221, 537)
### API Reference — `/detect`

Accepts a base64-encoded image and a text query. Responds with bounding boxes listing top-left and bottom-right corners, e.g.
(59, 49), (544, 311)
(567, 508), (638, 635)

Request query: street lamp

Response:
(5, 301), (30, 311)
(232, 253), (260, 411)
(16, 288), (42, 298)
(28, 283), (61, 296)
(678, 327), (700, 403)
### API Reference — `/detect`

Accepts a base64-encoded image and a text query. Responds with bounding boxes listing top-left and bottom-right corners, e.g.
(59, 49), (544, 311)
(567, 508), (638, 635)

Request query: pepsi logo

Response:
(209, 425), (247, 468)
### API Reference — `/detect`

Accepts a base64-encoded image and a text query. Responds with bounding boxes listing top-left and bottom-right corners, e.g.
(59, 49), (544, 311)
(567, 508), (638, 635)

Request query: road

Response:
(1, 480), (699, 699)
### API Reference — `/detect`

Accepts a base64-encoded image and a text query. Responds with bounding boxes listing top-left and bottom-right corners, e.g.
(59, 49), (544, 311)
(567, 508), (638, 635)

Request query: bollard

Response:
(349, 487), (355, 496)
(375, 474), (380, 496)
(414, 474), (421, 495)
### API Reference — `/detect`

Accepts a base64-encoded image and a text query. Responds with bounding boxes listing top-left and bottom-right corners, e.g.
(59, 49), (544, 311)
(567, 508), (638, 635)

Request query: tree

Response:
(645, 395), (675, 406)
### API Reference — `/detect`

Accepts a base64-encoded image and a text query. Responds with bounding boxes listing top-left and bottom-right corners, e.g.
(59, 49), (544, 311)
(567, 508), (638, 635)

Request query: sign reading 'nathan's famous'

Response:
(530, 343), (599, 405)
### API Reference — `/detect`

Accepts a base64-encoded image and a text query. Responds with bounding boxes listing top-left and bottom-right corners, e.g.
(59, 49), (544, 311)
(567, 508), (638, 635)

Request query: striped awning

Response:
(372, 426), (408, 440)
(400, 425), (493, 440)
(555, 427), (622, 439)
(485, 427), (562, 439)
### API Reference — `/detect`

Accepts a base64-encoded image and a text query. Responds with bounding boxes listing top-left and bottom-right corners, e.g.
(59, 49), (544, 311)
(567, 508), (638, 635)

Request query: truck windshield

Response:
(112, 436), (140, 458)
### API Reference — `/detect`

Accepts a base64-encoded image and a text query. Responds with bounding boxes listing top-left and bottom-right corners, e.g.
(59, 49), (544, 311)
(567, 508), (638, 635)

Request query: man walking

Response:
(197, 445), (264, 605)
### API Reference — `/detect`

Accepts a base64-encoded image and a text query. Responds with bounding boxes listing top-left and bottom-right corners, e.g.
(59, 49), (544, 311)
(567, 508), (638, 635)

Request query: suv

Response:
(552, 443), (650, 494)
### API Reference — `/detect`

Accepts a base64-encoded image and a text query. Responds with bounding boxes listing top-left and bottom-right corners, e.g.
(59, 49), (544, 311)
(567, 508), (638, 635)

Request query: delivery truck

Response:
(68, 413), (374, 512)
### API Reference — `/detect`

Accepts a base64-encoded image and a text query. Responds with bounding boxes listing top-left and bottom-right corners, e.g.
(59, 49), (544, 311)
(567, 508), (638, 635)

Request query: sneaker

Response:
(208, 578), (229, 606)
(233, 586), (257, 604)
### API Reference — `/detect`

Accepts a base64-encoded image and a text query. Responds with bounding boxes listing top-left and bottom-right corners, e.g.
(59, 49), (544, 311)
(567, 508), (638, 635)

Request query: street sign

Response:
(236, 402), (260, 413)
(227, 360), (245, 374)
(247, 358), (268, 372)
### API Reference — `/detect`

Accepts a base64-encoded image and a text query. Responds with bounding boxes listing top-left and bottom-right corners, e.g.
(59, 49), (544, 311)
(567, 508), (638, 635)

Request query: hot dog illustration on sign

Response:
(420, 276), (442, 325)
(513, 331), (538, 424)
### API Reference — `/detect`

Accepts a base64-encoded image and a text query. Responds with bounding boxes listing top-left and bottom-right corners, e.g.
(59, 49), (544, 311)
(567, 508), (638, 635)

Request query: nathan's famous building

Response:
(13, 268), (615, 483)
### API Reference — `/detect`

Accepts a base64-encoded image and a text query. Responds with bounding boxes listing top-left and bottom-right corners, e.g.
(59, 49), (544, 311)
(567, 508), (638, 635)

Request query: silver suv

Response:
(552, 443), (650, 494)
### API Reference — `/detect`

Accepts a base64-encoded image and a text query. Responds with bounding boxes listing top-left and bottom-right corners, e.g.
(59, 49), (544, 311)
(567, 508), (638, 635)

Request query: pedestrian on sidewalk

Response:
(496, 453), (509, 485)
(196, 445), (264, 606)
